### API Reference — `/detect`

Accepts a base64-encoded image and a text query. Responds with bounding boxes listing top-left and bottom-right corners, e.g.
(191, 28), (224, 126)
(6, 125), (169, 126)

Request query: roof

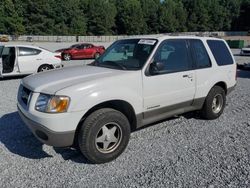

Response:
(120, 35), (223, 42)
(3, 44), (41, 49)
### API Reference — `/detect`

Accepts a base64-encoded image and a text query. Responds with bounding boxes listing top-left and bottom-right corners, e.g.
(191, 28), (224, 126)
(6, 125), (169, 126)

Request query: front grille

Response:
(21, 86), (31, 106)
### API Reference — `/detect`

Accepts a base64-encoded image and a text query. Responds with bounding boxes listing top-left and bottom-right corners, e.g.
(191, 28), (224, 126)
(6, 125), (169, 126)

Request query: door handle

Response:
(183, 74), (193, 78)
(36, 58), (42, 60)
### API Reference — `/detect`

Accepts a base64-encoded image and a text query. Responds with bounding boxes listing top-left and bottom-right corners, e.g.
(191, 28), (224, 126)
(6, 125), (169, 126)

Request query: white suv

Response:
(17, 36), (237, 163)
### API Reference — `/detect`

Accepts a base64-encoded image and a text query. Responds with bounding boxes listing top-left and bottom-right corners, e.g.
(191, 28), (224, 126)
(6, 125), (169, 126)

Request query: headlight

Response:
(35, 94), (70, 113)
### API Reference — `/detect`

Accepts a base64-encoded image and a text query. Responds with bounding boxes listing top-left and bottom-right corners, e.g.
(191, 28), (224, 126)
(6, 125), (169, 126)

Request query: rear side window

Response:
(190, 39), (211, 69)
(19, 47), (41, 56)
(207, 40), (234, 66)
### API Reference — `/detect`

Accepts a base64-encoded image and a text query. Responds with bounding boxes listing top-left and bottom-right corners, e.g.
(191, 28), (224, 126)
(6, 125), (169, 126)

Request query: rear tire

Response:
(38, 64), (52, 72)
(78, 108), (131, 164)
(63, 53), (71, 61)
(200, 86), (226, 120)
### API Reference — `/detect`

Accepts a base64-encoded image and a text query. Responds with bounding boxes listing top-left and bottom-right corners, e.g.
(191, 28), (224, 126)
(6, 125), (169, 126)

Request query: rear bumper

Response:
(18, 106), (75, 147)
(53, 63), (63, 69)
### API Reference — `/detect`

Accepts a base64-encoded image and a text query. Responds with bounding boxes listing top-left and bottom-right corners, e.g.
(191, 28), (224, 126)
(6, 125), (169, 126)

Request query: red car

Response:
(56, 43), (105, 61)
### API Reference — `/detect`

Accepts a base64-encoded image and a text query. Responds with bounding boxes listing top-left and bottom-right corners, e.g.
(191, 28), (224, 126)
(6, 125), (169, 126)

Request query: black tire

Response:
(63, 53), (71, 61)
(94, 53), (100, 59)
(200, 86), (226, 120)
(78, 108), (131, 164)
(37, 64), (51, 72)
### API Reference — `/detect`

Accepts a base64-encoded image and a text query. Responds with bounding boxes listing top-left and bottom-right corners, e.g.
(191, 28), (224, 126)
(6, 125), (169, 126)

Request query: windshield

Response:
(90, 39), (158, 70)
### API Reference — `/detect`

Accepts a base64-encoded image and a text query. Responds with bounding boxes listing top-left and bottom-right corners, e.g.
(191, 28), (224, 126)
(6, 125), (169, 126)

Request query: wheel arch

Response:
(213, 81), (227, 94)
(37, 64), (53, 72)
(73, 100), (137, 146)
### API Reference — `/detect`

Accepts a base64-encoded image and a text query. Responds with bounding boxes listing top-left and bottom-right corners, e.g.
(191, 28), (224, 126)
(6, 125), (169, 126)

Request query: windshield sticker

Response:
(138, 39), (156, 45)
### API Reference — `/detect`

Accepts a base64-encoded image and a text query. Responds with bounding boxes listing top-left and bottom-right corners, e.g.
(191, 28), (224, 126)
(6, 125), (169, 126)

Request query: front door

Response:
(143, 39), (196, 120)
(17, 47), (42, 74)
(1, 46), (16, 74)
(0, 46), (3, 76)
(74, 44), (87, 59)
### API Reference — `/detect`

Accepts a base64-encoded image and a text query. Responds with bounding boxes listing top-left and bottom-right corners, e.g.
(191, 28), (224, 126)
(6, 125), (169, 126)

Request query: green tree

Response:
(140, 0), (161, 33)
(52, 0), (87, 35)
(0, 0), (25, 35)
(234, 0), (250, 31)
(183, 0), (211, 31)
(23, 0), (55, 35)
(159, 0), (187, 33)
(87, 0), (117, 35)
(116, 0), (146, 35)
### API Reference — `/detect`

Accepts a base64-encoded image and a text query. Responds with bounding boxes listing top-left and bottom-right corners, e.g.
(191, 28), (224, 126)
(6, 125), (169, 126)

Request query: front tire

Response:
(78, 108), (131, 164)
(200, 86), (226, 120)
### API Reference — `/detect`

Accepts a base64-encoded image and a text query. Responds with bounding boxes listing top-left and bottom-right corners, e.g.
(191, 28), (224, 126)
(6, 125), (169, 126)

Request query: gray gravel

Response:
(1, 61), (250, 187)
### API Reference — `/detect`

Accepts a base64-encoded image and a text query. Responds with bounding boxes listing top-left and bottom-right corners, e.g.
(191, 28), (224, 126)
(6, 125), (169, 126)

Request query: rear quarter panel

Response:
(194, 39), (237, 99)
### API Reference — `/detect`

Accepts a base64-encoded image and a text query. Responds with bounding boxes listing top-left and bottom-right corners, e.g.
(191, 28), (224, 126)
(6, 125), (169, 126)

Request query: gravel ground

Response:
(0, 48), (250, 187)
(0, 70), (250, 187)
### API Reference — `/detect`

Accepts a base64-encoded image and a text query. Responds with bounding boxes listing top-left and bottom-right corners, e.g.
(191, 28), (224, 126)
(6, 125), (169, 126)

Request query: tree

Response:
(87, 0), (117, 35)
(52, 0), (87, 35)
(159, 0), (187, 33)
(116, 0), (146, 35)
(0, 0), (25, 35)
(140, 0), (161, 33)
(183, 0), (211, 31)
(232, 0), (250, 31)
(23, 0), (55, 35)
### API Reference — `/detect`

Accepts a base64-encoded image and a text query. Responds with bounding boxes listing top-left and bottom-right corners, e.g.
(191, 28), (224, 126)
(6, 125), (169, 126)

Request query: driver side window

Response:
(152, 39), (191, 74)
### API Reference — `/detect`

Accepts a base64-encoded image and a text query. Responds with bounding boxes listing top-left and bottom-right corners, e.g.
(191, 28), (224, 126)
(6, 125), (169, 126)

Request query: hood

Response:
(22, 65), (123, 94)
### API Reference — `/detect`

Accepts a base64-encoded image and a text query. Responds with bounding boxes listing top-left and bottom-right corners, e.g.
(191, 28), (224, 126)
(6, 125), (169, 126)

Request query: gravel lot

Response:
(0, 47), (250, 187)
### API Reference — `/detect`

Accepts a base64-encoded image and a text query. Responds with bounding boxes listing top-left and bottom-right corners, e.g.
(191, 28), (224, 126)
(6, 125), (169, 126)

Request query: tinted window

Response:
(153, 39), (191, 74)
(19, 47), (41, 56)
(1, 47), (11, 56)
(190, 39), (211, 69)
(0, 46), (4, 57)
(207, 40), (234, 66)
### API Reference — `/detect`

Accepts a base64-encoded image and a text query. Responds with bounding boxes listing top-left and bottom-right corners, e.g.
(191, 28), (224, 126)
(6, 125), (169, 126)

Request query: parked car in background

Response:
(0, 35), (9, 42)
(240, 45), (250, 56)
(56, 43), (105, 61)
(0, 45), (62, 77)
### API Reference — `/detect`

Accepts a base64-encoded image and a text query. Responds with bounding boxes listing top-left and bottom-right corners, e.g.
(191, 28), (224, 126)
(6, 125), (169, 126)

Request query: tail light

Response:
(55, 55), (62, 59)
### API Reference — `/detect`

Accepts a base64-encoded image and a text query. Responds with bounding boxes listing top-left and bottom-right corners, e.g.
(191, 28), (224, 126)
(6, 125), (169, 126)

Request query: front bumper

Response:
(18, 106), (75, 147)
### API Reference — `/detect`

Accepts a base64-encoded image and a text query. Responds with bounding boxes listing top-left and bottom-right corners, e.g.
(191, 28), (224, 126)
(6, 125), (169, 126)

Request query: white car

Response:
(0, 45), (62, 77)
(17, 36), (237, 164)
(240, 45), (250, 56)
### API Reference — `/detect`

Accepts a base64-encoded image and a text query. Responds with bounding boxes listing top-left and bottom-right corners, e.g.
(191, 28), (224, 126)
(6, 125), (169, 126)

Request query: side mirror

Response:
(149, 62), (165, 75)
